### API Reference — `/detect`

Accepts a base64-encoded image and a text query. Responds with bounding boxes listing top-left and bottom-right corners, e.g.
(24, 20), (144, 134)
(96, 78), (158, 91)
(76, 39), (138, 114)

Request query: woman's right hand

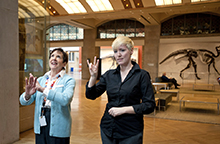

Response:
(87, 56), (99, 87)
(87, 56), (99, 78)
(24, 73), (37, 100)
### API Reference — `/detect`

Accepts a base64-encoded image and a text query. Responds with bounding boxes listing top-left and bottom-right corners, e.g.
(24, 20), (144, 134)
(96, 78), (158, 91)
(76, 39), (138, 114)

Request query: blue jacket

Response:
(20, 74), (75, 137)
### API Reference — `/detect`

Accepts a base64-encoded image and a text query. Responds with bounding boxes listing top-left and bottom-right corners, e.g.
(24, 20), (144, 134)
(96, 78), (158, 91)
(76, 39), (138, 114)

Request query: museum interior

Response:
(1, 0), (220, 143)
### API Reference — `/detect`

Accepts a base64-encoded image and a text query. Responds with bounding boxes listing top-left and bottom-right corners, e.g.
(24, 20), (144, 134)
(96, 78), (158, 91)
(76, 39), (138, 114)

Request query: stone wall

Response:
(0, 0), (19, 143)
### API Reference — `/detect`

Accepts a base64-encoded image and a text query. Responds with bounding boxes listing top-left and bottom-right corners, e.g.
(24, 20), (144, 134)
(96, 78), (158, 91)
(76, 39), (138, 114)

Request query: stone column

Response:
(82, 28), (100, 79)
(0, 0), (19, 143)
(142, 25), (160, 81)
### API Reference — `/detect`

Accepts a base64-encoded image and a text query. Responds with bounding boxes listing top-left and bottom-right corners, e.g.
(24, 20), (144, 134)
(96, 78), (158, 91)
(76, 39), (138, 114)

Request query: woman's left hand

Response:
(108, 107), (125, 117)
(108, 106), (135, 117)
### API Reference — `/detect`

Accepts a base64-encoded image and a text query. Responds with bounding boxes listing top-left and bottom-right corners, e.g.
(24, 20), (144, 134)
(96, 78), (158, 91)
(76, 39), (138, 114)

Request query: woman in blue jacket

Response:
(86, 36), (155, 144)
(20, 48), (75, 144)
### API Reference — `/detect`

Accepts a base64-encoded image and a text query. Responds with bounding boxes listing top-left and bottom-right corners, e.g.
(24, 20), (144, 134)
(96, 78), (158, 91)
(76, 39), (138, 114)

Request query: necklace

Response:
(45, 75), (60, 89)
(43, 75), (60, 106)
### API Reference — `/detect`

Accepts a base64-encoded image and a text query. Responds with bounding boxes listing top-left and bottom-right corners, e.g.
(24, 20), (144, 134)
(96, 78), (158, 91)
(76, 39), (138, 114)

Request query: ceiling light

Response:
(191, 0), (209, 2)
(55, 0), (87, 14)
(86, 0), (113, 12)
(155, 0), (182, 6)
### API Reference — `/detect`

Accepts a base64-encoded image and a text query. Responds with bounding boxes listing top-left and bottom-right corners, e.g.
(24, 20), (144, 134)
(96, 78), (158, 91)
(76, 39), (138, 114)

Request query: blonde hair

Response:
(111, 36), (134, 51)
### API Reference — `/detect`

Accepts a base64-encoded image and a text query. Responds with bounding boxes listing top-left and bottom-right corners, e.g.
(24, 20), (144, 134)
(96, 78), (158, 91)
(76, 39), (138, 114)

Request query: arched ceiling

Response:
(19, 0), (220, 29)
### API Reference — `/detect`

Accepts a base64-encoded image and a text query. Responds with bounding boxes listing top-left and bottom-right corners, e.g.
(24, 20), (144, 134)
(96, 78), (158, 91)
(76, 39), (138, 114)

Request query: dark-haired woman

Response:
(20, 48), (75, 144)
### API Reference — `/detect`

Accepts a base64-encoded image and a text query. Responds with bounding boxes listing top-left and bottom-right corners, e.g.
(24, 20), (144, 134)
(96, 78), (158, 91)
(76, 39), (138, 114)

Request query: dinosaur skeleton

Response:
(159, 46), (220, 80)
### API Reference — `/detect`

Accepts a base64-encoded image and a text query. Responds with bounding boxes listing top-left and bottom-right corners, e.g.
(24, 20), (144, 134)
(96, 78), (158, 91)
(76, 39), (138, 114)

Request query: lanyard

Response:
(41, 75), (60, 116)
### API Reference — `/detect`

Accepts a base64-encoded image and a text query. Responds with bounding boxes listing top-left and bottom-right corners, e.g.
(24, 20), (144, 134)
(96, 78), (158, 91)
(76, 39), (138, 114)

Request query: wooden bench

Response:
(193, 83), (215, 91)
(154, 93), (173, 111)
(152, 82), (169, 91)
(179, 96), (219, 114)
(159, 89), (180, 101)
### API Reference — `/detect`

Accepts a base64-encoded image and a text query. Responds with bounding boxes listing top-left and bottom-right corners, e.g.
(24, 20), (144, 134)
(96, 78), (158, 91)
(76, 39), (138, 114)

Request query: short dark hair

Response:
(49, 48), (68, 69)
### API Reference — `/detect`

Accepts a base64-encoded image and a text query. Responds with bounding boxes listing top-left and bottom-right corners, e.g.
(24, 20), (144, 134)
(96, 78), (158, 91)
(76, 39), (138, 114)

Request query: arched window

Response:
(97, 19), (145, 39)
(46, 24), (84, 41)
(161, 13), (220, 36)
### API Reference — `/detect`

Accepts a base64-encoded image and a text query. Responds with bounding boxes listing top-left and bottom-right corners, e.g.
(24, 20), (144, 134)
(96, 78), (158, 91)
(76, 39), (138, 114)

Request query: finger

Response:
(29, 75), (33, 85)
(33, 77), (37, 87)
(25, 77), (28, 86)
(96, 59), (99, 67)
(87, 59), (90, 66)
(93, 56), (96, 65)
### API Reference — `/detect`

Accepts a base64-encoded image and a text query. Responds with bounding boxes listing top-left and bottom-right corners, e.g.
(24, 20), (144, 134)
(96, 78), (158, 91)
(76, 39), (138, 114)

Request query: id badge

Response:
(39, 116), (47, 126)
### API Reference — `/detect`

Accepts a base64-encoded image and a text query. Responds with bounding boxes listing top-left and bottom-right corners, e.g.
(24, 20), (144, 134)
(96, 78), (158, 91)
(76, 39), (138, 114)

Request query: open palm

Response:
(25, 73), (37, 96)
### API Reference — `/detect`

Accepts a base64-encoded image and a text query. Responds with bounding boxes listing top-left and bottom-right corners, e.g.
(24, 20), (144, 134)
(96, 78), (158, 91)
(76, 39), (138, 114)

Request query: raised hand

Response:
(24, 73), (37, 100)
(87, 56), (99, 78)
(87, 56), (99, 87)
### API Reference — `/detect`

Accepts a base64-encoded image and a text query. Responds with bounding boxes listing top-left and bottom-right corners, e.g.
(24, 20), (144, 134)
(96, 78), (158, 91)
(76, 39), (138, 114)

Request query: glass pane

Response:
(53, 25), (61, 41)
(106, 29), (115, 38)
(135, 28), (145, 37)
(69, 25), (77, 40)
(161, 19), (172, 36)
(97, 24), (106, 39)
(125, 19), (135, 37)
(185, 13), (197, 35)
(100, 32), (106, 39)
(116, 19), (125, 36)
(19, 1), (50, 95)
(197, 13), (210, 34)
(173, 15), (184, 35)
(60, 24), (69, 40)
(211, 15), (220, 33)
(105, 21), (115, 38)
(77, 28), (84, 39)
(49, 27), (53, 41)
(135, 22), (145, 37)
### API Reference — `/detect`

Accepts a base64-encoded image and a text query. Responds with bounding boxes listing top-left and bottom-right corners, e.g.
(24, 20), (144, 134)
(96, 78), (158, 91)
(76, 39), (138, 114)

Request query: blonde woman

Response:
(86, 36), (155, 144)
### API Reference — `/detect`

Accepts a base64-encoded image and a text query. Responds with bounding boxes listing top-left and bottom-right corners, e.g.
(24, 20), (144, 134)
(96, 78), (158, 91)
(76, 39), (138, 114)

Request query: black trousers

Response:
(101, 129), (143, 144)
(169, 78), (178, 88)
(35, 108), (70, 144)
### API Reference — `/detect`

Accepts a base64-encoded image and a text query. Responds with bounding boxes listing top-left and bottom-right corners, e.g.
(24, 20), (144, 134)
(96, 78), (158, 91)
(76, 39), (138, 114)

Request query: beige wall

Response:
(143, 25), (160, 80)
(82, 28), (99, 79)
(0, 0), (19, 143)
(159, 36), (220, 85)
